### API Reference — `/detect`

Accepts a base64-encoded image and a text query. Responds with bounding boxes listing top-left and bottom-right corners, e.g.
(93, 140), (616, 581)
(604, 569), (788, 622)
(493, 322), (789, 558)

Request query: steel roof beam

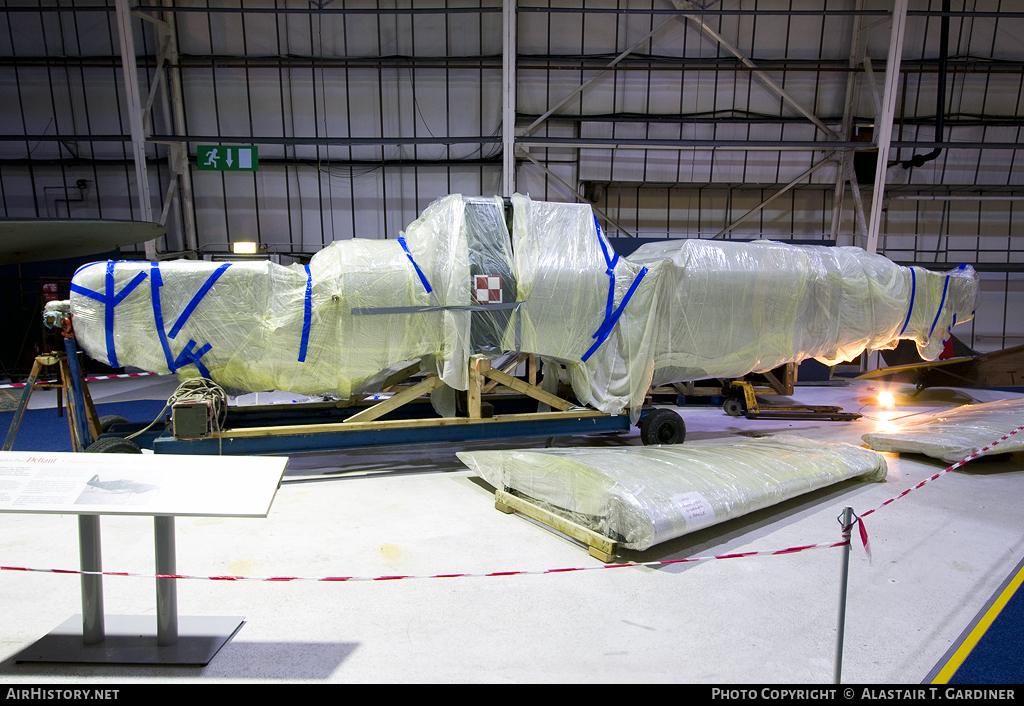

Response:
(114, 0), (157, 259)
(517, 149), (634, 238)
(865, 0), (910, 254)
(830, 0), (866, 245)
(713, 153), (839, 239)
(670, 0), (839, 141)
(517, 18), (679, 139)
(502, 0), (516, 197)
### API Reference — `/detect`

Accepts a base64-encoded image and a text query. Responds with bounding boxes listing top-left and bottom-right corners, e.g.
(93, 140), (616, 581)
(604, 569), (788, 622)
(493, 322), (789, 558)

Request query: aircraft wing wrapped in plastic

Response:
(457, 436), (888, 551)
(69, 194), (978, 418)
(862, 397), (1024, 463)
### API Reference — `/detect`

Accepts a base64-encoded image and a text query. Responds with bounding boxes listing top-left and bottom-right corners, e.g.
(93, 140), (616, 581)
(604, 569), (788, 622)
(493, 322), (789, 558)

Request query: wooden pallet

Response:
(494, 489), (619, 563)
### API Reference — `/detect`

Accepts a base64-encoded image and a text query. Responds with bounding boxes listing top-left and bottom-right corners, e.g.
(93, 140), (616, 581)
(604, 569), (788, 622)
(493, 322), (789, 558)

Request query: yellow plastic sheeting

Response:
(70, 194), (979, 420)
(458, 436), (887, 551)
(509, 194), (660, 418)
(862, 398), (1024, 464)
(630, 240), (978, 388)
(70, 195), (479, 398)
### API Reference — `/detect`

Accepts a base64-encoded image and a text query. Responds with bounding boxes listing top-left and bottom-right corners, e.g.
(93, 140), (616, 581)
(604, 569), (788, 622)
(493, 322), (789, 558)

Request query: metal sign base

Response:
(14, 615), (244, 666)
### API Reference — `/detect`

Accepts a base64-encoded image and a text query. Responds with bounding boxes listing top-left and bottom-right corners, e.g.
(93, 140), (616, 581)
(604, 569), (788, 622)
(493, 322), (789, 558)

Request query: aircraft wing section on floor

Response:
(858, 343), (1024, 390)
(856, 356), (980, 387)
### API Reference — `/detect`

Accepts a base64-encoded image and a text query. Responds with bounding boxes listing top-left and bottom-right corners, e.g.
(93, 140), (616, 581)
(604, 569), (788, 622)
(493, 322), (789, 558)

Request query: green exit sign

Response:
(197, 145), (258, 171)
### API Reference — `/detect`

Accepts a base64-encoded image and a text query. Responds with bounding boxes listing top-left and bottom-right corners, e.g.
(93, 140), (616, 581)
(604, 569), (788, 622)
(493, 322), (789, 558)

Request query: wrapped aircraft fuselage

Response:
(70, 194), (978, 418)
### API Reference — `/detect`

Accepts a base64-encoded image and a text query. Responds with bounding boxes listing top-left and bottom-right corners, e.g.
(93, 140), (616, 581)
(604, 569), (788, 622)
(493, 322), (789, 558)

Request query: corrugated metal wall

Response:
(1, 0), (1021, 354)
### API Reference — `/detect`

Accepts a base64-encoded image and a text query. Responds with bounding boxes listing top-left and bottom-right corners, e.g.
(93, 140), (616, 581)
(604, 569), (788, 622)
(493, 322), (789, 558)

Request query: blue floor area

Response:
(928, 555), (1024, 684)
(947, 559), (1024, 684)
(0, 400), (168, 452)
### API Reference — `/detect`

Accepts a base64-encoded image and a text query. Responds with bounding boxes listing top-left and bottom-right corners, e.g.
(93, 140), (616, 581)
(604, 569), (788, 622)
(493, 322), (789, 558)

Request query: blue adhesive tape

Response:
(928, 275), (951, 339)
(899, 268), (917, 336)
(168, 263), (231, 339)
(397, 236), (433, 294)
(91, 262), (149, 369)
(174, 340), (212, 379)
(582, 267), (648, 363)
(299, 264), (312, 363)
(150, 263), (176, 371)
(596, 224), (620, 334)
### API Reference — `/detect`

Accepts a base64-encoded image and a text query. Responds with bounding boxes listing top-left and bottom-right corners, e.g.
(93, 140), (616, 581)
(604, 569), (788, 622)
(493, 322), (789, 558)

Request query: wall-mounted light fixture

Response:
(232, 241), (258, 255)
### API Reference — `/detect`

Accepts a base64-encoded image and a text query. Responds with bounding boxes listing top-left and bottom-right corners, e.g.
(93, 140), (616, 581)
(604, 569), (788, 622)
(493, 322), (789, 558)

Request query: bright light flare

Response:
(233, 241), (258, 255)
(877, 390), (896, 410)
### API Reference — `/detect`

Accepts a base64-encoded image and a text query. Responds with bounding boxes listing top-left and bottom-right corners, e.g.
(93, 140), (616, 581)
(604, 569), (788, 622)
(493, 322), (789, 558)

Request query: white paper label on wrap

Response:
(671, 491), (716, 531)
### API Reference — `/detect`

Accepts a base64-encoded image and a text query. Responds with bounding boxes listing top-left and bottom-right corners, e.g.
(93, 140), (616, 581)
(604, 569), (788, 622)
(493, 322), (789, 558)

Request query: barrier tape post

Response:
(834, 506), (853, 685)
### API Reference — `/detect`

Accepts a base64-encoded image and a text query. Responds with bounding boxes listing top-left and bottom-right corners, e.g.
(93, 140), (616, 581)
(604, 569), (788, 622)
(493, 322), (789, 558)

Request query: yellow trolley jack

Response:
(723, 380), (861, 421)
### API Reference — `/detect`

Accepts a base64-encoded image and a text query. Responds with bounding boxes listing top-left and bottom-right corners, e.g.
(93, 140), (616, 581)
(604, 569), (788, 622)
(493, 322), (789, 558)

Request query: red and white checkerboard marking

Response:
(473, 275), (502, 304)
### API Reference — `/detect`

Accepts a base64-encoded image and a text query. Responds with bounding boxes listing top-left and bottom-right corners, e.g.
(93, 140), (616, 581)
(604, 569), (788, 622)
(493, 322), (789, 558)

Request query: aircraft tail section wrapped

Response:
(628, 239), (979, 390)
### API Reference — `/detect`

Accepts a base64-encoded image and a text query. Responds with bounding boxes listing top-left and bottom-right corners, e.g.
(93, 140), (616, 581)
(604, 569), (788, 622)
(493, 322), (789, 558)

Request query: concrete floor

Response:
(0, 374), (1022, 683)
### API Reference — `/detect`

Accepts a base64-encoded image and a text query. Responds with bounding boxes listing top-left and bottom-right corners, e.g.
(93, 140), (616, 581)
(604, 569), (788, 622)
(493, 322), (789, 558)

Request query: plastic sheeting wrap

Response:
(70, 195), (503, 398)
(629, 240), (979, 388)
(861, 398), (1024, 463)
(508, 195), (976, 418)
(457, 436), (887, 551)
(69, 193), (978, 418)
(509, 194), (660, 415)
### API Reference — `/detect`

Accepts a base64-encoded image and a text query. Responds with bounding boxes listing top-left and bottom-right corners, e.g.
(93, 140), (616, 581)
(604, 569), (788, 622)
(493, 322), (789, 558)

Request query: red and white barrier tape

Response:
(841, 424), (1024, 558)
(2, 427), (1019, 585)
(0, 371), (159, 390)
(859, 425), (1023, 522)
(0, 540), (849, 583)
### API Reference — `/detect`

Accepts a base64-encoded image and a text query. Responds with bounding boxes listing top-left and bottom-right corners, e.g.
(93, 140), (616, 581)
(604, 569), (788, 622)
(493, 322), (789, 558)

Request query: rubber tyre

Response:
(97, 415), (130, 433)
(85, 436), (142, 454)
(640, 409), (686, 446)
(723, 398), (745, 417)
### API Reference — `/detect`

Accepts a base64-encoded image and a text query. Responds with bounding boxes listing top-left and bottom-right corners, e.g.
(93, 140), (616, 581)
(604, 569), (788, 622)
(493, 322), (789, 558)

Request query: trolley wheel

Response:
(85, 436), (142, 454)
(640, 409), (686, 446)
(723, 398), (745, 417)
(97, 415), (130, 433)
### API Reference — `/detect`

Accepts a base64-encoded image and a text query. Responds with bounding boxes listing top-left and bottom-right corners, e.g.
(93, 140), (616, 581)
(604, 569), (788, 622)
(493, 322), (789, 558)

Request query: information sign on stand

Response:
(0, 451), (288, 665)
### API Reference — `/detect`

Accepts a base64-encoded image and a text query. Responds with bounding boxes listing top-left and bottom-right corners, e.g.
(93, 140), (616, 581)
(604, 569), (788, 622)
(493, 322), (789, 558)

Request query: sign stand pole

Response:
(78, 515), (104, 645)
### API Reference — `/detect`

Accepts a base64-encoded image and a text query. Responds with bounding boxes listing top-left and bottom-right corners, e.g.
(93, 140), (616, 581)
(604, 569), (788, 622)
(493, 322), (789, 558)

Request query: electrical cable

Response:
(127, 377), (228, 454)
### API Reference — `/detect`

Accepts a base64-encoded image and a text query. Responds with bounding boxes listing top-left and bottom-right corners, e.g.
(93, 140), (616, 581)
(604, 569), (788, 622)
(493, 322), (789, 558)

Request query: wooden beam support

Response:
(377, 360), (422, 392)
(482, 366), (573, 411)
(468, 356), (489, 418)
(342, 375), (443, 425)
(760, 368), (786, 395)
(495, 489), (618, 563)
(482, 353), (527, 394)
